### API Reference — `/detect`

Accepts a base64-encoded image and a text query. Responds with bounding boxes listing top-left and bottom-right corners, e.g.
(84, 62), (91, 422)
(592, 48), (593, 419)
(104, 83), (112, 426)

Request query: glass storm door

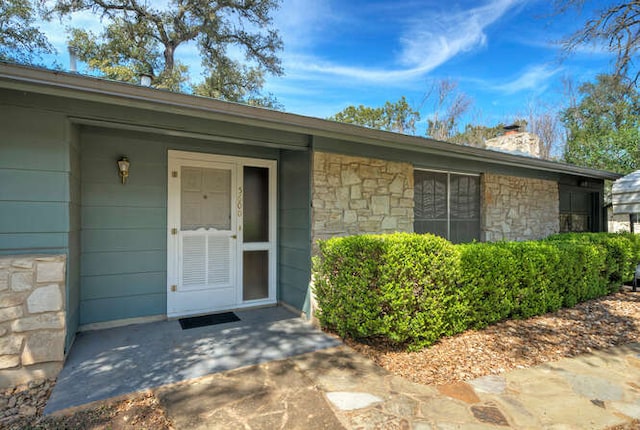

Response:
(167, 151), (276, 318)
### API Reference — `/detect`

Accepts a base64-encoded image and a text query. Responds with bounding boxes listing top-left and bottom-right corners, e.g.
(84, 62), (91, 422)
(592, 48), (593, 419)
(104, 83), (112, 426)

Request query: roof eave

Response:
(0, 62), (621, 181)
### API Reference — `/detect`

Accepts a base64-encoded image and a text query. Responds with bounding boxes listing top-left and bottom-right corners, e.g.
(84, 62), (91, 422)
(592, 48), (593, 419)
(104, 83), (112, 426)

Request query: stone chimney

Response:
(484, 124), (543, 158)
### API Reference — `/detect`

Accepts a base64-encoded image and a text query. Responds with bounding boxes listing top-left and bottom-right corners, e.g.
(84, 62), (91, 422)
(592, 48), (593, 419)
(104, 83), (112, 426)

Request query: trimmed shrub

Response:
(496, 241), (562, 319)
(547, 233), (634, 290)
(313, 232), (636, 351)
(313, 235), (387, 340)
(377, 233), (466, 348)
(458, 242), (518, 328)
(313, 233), (463, 350)
(616, 232), (640, 277)
(459, 241), (582, 324)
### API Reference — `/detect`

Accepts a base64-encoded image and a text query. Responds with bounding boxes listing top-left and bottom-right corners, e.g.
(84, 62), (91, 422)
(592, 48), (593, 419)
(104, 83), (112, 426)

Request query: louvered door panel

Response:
(180, 232), (233, 292)
(182, 235), (206, 286)
(208, 235), (231, 285)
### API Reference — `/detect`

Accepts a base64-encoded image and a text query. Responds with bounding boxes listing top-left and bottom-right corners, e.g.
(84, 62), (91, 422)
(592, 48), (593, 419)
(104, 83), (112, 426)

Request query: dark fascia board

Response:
(0, 62), (621, 181)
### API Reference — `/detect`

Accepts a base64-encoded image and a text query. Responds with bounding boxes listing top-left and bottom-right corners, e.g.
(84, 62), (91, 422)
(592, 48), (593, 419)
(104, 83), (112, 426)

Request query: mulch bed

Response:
(347, 289), (640, 386)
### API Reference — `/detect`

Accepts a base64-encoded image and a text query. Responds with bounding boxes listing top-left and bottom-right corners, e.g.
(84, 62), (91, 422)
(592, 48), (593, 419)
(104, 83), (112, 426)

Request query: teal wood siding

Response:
(79, 126), (281, 325)
(67, 125), (81, 348)
(278, 149), (312, 314)
(79, 128), (166, 324)
(0, 105), (70, 254)
(0, 101), (77, 350)
(3, 89), (309, 151)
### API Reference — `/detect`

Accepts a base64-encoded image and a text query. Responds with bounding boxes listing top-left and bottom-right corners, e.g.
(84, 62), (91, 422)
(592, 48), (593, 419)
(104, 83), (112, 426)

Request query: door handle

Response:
(231, 234), (237, 239)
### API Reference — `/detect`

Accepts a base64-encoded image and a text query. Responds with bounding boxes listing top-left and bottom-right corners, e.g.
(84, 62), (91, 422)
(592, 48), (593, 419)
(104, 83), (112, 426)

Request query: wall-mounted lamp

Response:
(117, 157), (130, 185)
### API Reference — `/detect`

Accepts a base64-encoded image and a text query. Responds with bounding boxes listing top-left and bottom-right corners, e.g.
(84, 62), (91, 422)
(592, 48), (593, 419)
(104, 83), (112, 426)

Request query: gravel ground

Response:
(0, 379), (53, 426)
(3, 289), (639, 429)
(2, 391), (173, 430)
(348, 289), (640, 386)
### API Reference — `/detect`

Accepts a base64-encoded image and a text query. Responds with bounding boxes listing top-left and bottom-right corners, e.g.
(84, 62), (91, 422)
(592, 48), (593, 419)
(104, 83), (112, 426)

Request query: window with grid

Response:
(559, 190), (594, 233)
(414, 170), (480, 243)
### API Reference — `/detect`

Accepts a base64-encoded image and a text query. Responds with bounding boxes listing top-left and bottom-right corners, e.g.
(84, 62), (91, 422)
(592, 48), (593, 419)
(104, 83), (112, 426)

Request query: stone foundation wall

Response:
(482, 173), (559, 242)
(311, 152), (414, 248)
(0, 255), (66, 389)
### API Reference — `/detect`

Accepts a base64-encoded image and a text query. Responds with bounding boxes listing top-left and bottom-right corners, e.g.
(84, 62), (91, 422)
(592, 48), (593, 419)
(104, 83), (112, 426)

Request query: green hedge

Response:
(313, 232), (638, 351)
(546, 233), (637, 290)
(314, 233), (465, 350)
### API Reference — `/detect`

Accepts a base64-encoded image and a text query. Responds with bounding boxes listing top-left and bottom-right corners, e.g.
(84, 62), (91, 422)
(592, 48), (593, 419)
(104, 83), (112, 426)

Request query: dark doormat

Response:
(179, 312), (240, 330)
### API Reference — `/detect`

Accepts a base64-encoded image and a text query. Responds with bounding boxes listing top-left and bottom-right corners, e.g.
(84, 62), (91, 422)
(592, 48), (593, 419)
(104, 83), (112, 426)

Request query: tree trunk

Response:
(164, 44), (175, 74)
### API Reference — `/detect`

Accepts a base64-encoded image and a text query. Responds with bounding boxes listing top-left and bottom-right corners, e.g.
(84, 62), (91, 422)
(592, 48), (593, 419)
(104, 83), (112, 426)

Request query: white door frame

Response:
(167, 150), (277, 318)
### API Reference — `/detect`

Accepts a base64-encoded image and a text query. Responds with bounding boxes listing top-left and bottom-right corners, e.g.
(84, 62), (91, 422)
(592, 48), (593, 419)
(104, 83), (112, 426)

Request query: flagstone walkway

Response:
(149, 343), (640, 429)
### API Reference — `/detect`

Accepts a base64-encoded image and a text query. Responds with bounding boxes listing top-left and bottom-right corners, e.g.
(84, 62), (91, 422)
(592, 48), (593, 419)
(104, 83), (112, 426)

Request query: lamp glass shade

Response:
(117, 158), (130, 173)
(117, 157), (130, 184)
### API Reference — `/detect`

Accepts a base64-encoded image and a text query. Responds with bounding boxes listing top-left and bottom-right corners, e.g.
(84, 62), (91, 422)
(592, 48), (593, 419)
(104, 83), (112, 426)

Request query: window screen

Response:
(414, 170), (480, 243)
(560, 189), (594, 233)
(449, 174), (481, 243)
(243, 166), (269, 242)
(414, 171), (448, 239)
(181, 166), (231, 231)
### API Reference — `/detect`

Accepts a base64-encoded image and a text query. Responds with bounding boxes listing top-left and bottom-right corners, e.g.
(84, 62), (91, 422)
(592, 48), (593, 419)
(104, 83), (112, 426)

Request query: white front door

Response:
(167, 150), (277, 318)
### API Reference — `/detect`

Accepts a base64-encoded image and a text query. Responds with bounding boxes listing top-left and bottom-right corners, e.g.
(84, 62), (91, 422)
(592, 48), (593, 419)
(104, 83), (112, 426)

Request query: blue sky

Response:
(36, 0), (615, 134)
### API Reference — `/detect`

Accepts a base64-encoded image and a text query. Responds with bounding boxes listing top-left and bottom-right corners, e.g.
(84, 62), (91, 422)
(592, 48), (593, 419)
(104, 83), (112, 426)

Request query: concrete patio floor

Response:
(43, 306), (640, 428)
(44, 306), (341, 414)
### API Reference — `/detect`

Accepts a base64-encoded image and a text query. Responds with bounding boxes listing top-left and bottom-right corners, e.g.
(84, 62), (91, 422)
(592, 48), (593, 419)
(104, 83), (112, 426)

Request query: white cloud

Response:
(285, 56), (424, 82)
(279, 0), (518, 84)
(398, 0), (515, 69)
(275, 0), (340, 50)
(492, 64), (561, 93)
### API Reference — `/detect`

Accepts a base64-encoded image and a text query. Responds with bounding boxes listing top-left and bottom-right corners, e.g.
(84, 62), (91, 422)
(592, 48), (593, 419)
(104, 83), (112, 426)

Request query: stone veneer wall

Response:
(484, 132), (542, 158)
(311, 152), (414, 248)
(0, 255), (66, 389)
(482, 173), (559, 242)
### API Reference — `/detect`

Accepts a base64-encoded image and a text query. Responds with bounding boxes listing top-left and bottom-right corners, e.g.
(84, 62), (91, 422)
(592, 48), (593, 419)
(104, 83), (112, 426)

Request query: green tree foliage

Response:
(0, 0), (54, 63)
(328, 96), (420, 135)
(382, 97), (421, 135)
(450, 123), (508, 146)
(555, 0), (640, 85)
(562, 74), (640, 173)
(450, 119), (530, 147)
(191, 61), (283, 110)
(328, 105), (387, 130)
(47, 0), (283, 103)
(328, 80), (471, 139)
